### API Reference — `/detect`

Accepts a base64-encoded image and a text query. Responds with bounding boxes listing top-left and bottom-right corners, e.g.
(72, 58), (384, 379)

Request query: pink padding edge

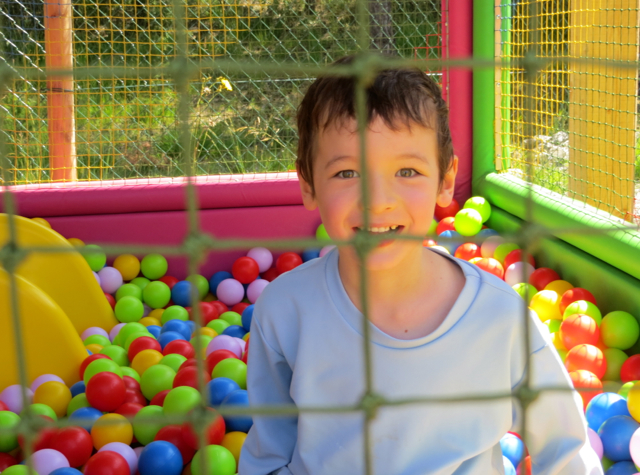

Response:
(2, 172), (303, 218)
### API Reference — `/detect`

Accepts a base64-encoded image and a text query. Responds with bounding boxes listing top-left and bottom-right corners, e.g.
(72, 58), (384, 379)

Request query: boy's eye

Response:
(336, 170), (359, 179)
(397, 168), (418, 178)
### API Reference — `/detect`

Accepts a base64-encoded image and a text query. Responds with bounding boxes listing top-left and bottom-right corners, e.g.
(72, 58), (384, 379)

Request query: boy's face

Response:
(299, 115), (457, 271)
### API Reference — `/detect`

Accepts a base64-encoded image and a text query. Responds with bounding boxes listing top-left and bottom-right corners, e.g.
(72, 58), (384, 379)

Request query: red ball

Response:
(261, 267), (280, 282)
(127, 336), (162, 362)
(158, 275), (179, 290)
(275, 253), (303, 274)
(114, 402), (144, 418)
(474, 258), (504, 279)
(231, 302), (251, 315)
(199, 302), (220, 326)
(569, 370), (603, 410)
(154, 425), (196, 464)
(559, 288), (598, 315)
(242, 350), (249, 365)
(232, 257), (260, 284)
(79, 354), (111, 380)
(503, 249), (536, 270)
(0, 401), (9, 412)
(86, 371), (126, 412)
(163, 340), (196, 359)
(150, 389), (171, 407)
(517, 455), (532, 475)
(0, 453), (17, 471)
(123, 376), (141, 392)
(560, 314), (600, 350)
(209, 300), (228, 315)
(436, 217), (456, 235)
(434, 198), (460, 221)
(18, 424), (56, 452)
(620, 354), (640, 383)
(182, 408), (225, 450)
(565, 344), (607, 379)
(104, 293), (116, 310)
(454, 243), (482, 261)
(123, 388), (147, 406)
(179, 358), (199, 371)
(206, 349), (239, 375)
(84, 451), (130, 475)
(50, 426), (93, 468)
(173, 366), (211, 389)
(529, 267), (560, 291)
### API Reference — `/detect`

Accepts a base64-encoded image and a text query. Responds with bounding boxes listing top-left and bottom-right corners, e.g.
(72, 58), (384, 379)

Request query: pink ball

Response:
(206, 335), (243, 358)
(81, 327), (110, 341)
(216, 279), (245, 306)
(142, 304), (152, 318)
(93, 272), (101, 285)
(133, 446), (144, 459)
(109, 323), (126, 342)
(247, 279), (269, 304)
(236, 338), (246, 353)
(30, 374), (65, 394)
(319, 245), (336, 258)
(504, 262), (535, 286)
(247, 247), (273, 273)
(30, 448), (70, 475)
(588, 427), (603, 459)
(98, 266), (123, 294)
(0, 385), (33, 413)
(99, 442), (138, 475)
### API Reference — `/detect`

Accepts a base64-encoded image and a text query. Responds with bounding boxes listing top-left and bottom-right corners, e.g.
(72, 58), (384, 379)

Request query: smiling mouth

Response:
(353, 225), (404, 235)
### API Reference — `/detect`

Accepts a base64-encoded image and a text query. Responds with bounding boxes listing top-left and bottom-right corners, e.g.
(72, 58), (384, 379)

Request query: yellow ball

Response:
(113, 254), (141, 282)
(67, 237), (85, 247)
(627, 381), (640, 422)
(91, 413), (133, 449)
(148, 308), (165, 321)
(544, 280), (574, 296)
(529, 290), (561, 321)
(131, 349), (163, 377)
(85, 343), (104, 354)
(221, 431), (247, 466)
(139, 316), (161, 327)
(32, 217), (51, 228)
(550, 332), (566, 351)
(195, 327), (217, 338)
(203, 293), (215, 302)
(242, 332), (251, 342)
(468, 257), (482, 265)
(33, 381), (72, 419)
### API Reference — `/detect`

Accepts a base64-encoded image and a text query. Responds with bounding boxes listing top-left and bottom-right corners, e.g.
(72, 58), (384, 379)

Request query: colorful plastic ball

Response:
(276, 252), (303, 274)
(154, 426), (195, 465)
(601, 311), (640, 350)
(138, 365), (176, 400)
(158, 331), (187, 351)
(453, 208), (483, 236)
(184, 275), (208, 300)
(31, 374), (65, 394)
(83, 450), (130, 475)
(98, 267), (123, 295)
(140, 254), (168, 280)
(163, 386), (201, 416)
(160, 354), (187, 374)
(211, 359), (247, 390)
(462, 196), (491, 222)
(570, 370), (603, 409)
(230, 257), (259, 284)
(243, 248), (272, 273)
(241, 305), (254, 331)
(0, 385), (33, 414)
(454, 242), (481, 261)
(115, 296), (144, 323)
(206, 350), (238, 375)
(503, 249), (535, 270)
(563, 300), (602, 325)
(598, 415), (640, 461)
(472, 257), (504, 280)
(182, 408), (225, 450)
(91, 413), (133, 450)
(436, 230), (462, 254)
(29, 448), (70, 475)
(207, 319), (230, 335)
(436, 217), (455, 235)
(434, 199), (460, 221)
(206, 335), (243, 358)
(84, 334), (111, 348)
(619, 381), (636, 399)
(565, 344), (607, 379)
(146, 325), (161, 340)
(113, 254), (141, 282)
(499, 432), (524, 469)
(34, 382), (72, 419)
(162, 320), (192, 340)
(130, 277), (151, 290)
(0, 452), (17, 471)
(113, 284), (143, 303)
(142, 281), (171, 309)
(502, 456), (516, 475)
(131, 349), (163, 377)
(529, 290), (561, 321)
(559, 288), (597, 315)
(560, 314), (600, 350)
(528, 267), (561, 291)
(512, 283), (537, 305)
(160, 306), (188, 325)
(99, 345), (129, 367)
(50, 469), (83, 475)
(68, 382), (85, 399)
(173, 366), (211, 389)
(207, 378), (240, 407)
(216, 279), (244, 306)
(163, 340), (195, 359)
(586, 392), (631, 433)
(85, 372), (126, 412)
(301, 248), (320, 262)
(0, 411), (20, 451)
(587, 427), (603, 459)
(493, 243), (519, 266)
(246, 279), (269, 304)
(220, 311), (242, 327)
(50, 427), (93, 468)
(479, 235), (504, 259)
(210, 272), (232, 295)
(221, 432), (246, 467)
(125, 337), (159, 363)
(222, 325), (247, 339)
(504, 262), (535, 287)
(84, 245), (107, 272)
(69, 407), (102, 432)
(604, 461), (637, 475)
(132, 405), (165, 445)
(191, 444), (236, 475)
(2, 466), (40, 475)
(626, 382), (640, 423)
(221, 389), (252, 433)
(98, 442), (137, 475)
(23, 403), (57, 421)
(603, 348), (628, 382)
(171, 281), (194, 307)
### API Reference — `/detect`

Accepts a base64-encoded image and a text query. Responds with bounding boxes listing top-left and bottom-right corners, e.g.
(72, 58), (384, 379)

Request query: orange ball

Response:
(454, 243), (482, 261)
(436, 217), (455, 235)
(473, 258), (504, 279)
(569, 369), (603, 410)
(565, 343), (607, 379)
(91, 413), (133, 449)
(560, 314), (600, 350)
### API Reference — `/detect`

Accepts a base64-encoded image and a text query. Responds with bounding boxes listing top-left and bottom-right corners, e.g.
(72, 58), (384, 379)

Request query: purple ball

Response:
(99, 442), (138, 475)
(81, 327), (110, 341)
(246, 279), (269, 304)
(30, 448), (70, 475)
(133, 446), (144, 459)
(235, 338), (246, 353)
(93, 272), (101, 285)
(30, 374), (65, 394)
(246, 247), (273, 273)
(0, 385), (33, 413)
(109, 323), (126, 342)
(142, 304), (152, 318)
(319, 245), (336, 258)
(216, 278), (245, 306)
(206, 335), (243, 358)
(98, 266), (124, 294)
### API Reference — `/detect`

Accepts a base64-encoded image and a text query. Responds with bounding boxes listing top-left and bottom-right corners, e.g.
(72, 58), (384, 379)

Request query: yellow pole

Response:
(44, 0), (76, 182)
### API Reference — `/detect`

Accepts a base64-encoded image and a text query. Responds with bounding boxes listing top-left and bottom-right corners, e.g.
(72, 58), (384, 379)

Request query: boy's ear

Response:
(436, 155), (458, 208)
(298, 171), (318, 211)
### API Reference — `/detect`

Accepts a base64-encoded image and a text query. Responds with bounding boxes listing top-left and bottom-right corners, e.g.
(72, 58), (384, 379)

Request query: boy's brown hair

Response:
(296, 55), (453, 195)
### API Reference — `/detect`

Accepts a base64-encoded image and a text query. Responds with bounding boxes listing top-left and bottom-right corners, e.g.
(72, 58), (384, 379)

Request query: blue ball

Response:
(437, 230), (461, 254)
(158, 331), (187, 350)
(499, 433), (524, 469)
(502, 456), (516, 475)
(242, 305), (254, 331)
(87, 349), (92, 355)
(69, 407), (103, 431)
(147, 325), (162, 339)
(477, 228), (499, 240)
(161, 320), (191, 340)
(223, 325), (247, 339)
(210, 271), (232, 296)
(184, 320), (196, 335)
(138, 440), (183, 475)
(207, 377), (241, 406)
(171, 281), (193, 307)
(221, 389), (253, 432)
(301, 248), (321, 262)
(50, 469), (83, 475)
(598, 415), (640, 462)
(586, 393), (631, 432)
(606, 461), (638, 475)
(69, 381), (86, 397)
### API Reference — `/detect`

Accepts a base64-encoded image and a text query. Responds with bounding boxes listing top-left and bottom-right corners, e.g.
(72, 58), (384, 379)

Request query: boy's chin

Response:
(339, 241), (419, 271)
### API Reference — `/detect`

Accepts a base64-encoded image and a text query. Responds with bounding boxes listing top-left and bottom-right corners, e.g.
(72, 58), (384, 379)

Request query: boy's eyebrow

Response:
(325, 155), (353, 169)
(325, 152), (430, 169)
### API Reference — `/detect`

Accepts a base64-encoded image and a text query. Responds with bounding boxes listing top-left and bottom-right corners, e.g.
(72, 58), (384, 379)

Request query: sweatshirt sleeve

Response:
(511, 317), (603, 475)
(238, 312), (297, 475)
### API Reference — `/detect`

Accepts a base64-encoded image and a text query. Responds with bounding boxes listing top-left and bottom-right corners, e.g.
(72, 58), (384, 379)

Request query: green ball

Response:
(190, 335), (213, 350)
(191, 444), (237, 475)
(601, 311), (640, 350)
(83, 358), (123, 384)
(603, 348), (628, 381)
(220, 311), (242, 327)
(211, 358), (247, 389)
(601, 456), (614, 471)
(116, 283), (143, 302)
(0, 411), (20, 452)
(187, 275), (209, 300)
(428, 219), (438, 235)
(556, 348), (567, 363)
(453, 208), (483, 237)
(121, 366), (140, 382)
(493, 242), (520, 265)
(207, 319), (230, 334)
(133, 405), (165, 445)
(163, 386), (201, 416)
(22, 403), (57, 421)
(316, 223), (330, 242)
(563, 300), (602, 325)
(160, 354), (187, 373)
(463, 196), (492, 223)
(100, 345), (130, 367)
(140, 254), (168, 280)
(140, 364), (176, 400)
(118, 322), (148, 344)
(84, 244), (106, 272)
(161, 306), (189, 324)
(115, 296), (144, 323)
(619, 381), (637, 399)
(124, 331), (154, 352)
(67, 393), (91, 416)
(83, 334), (111, 347)
(142, 281), (171, 309)
(512, 283), (537, 305)
(130, 277), (151, 291)
(545, 319), (561, 334)
(2, 466), (38, 475)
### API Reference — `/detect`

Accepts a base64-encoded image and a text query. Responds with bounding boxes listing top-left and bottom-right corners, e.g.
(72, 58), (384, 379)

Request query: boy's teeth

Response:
(366, 225), (398, 233)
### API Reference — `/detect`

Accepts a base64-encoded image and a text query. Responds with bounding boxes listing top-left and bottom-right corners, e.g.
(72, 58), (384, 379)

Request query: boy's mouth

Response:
(353, 225), (403, 235)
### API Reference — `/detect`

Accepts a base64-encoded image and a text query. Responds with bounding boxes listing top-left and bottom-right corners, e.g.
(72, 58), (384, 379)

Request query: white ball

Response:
(504, 262), (535, 287)
(480, 235), (505, 258)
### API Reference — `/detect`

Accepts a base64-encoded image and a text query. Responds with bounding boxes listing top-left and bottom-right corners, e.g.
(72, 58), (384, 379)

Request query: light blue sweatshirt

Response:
(239, 248), (603, 475)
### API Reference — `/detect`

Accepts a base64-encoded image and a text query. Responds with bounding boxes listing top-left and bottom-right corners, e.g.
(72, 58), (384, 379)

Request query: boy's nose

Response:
(363, 174), (396, 213)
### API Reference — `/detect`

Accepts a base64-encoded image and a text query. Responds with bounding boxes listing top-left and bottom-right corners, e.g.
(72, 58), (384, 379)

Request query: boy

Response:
(238, 56), (602, 475)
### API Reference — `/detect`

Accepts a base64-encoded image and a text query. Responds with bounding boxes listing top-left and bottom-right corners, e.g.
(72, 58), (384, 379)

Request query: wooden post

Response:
(568, 0), (639, 220)
(44, 0), (76, 182)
